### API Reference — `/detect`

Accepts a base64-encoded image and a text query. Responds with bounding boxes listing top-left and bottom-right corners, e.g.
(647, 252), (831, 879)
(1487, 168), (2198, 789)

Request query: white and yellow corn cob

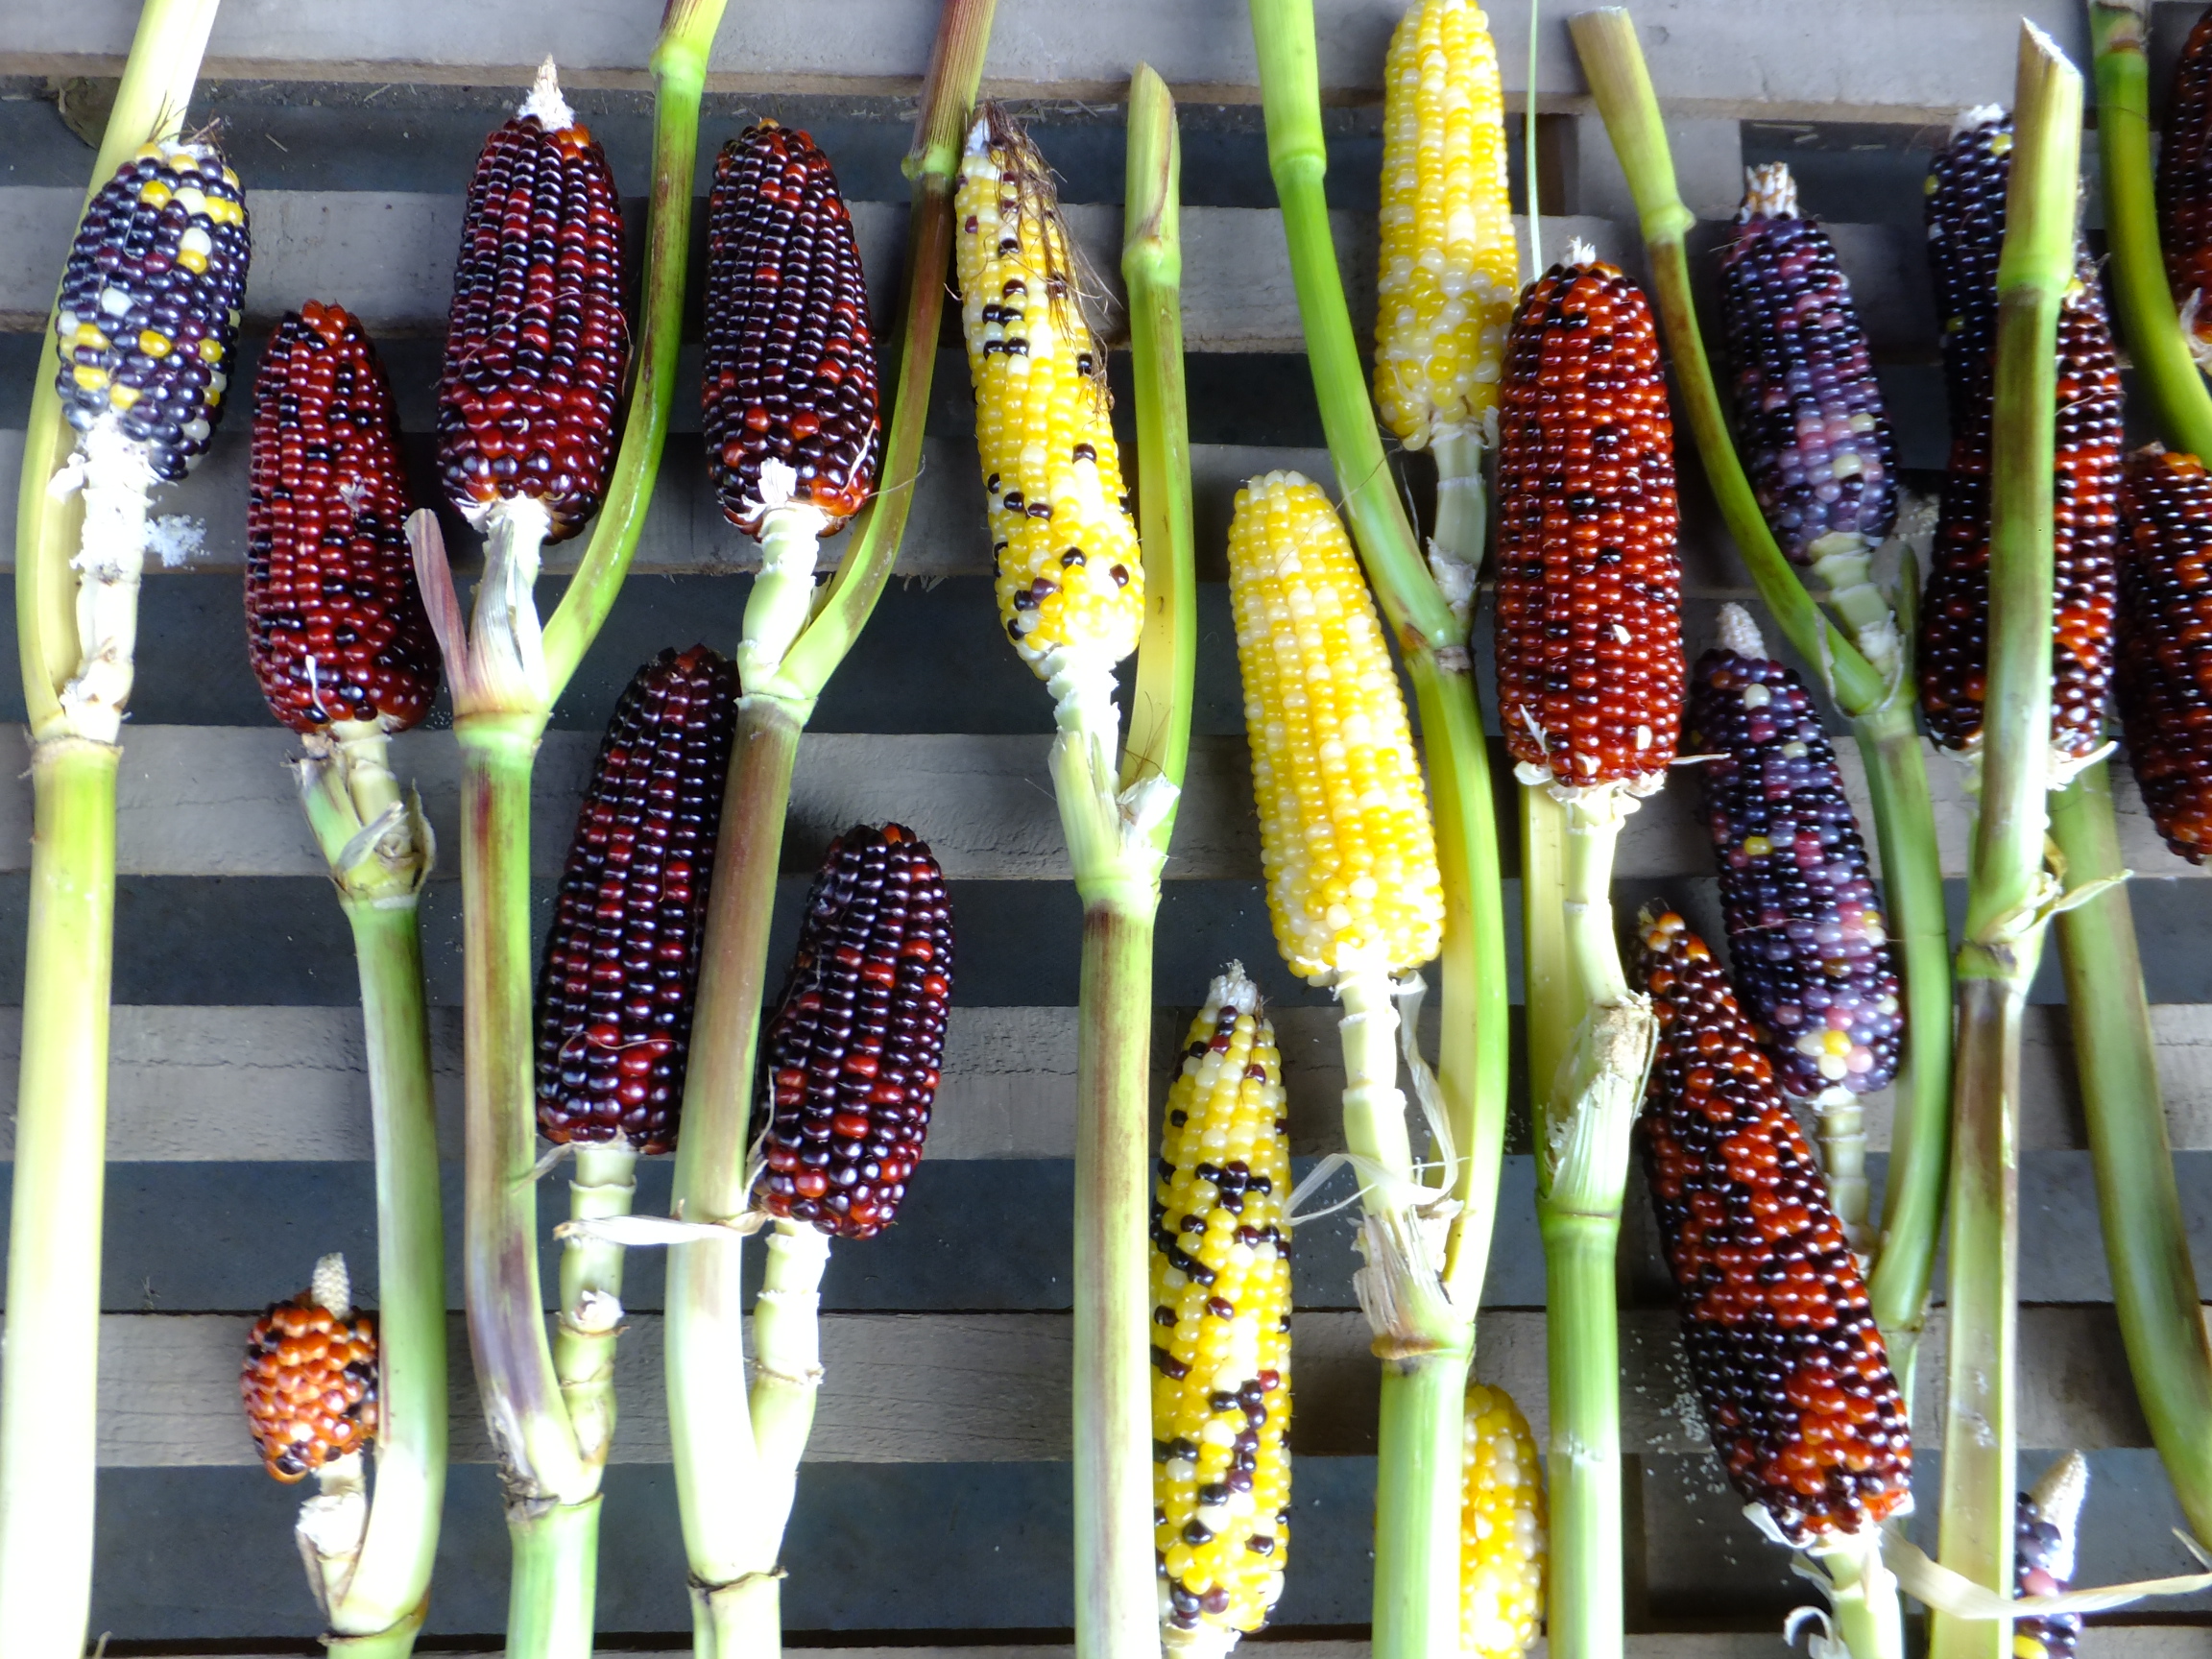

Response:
(955, 108), (1144, 724)
(1459, 1382), (1546, 1659)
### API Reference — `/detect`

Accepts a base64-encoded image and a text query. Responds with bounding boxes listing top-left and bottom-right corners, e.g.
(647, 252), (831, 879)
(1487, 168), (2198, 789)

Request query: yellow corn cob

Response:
(1151, 966), (1293, 1654)
(1375, 0), (1519, 451)
(1459, 1382), (1546, 1659)
(1227, 470), (1445, 985)
(955, 108), (1144, 695)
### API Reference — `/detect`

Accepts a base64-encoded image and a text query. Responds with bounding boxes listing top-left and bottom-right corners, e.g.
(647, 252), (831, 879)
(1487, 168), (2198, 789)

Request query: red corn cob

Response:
(240, 1257), (378, 1483)
(534, 647), (740, 1153)
(2159, 10), (2212, 365)
(703, 122), (882, 538)
(2117, 447), (2212, 863)
(753, 824), (954, 1239)
(437, 63), (629, 543)
(1495, 245), (1685, 792)
(1635, 908), (1911, 1546)
(246, 301), (441, 735)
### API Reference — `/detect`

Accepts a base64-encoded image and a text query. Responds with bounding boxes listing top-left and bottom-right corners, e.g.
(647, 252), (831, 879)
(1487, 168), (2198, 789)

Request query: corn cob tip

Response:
(2028, 1451), (2089, 1571)
(519, 56), (576, 132)
(1562, 235), (1598, 267)
(310, 1253), (351, 1320)
(1714, 602), (1767, 661)
(2014, 1452), (2089, 1659)
(1738, 162), (1799, 222)
(241, 1275), (380, 1482)
(1951, 102), (2008, 141)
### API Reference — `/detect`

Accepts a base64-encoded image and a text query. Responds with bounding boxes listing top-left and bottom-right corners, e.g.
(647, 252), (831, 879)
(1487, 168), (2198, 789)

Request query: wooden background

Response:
(6, 0), (2212, 1650)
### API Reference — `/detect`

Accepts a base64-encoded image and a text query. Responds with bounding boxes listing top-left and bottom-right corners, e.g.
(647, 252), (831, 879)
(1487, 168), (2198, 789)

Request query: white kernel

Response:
(1741, 683), (1772, 708)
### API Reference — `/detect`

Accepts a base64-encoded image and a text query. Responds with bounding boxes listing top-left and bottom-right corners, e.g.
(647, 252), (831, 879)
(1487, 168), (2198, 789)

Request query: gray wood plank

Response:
(159, 1641), (2212, 1659)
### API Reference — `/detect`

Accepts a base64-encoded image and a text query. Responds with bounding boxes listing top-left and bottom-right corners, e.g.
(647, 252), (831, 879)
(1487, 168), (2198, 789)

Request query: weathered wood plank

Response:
(169, 1640), (2212, 1659)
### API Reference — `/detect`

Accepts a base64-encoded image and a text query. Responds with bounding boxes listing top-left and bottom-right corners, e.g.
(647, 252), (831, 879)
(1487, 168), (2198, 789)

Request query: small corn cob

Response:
(2159, 10), (2212, 367)
(54, 136), (250, 481)
(534, 647), (740, 1154)
(1150, 967), (1293, 1651)
(1495, 244), (1685, 793)
(241, 1254), (377, 1483)
(1458, 1382), (1546, 1659)
(752, 824), (955, 1239)
(1373, 0), (1518, 453)
(1686, 608), (1902, 1099)
(2012, 1453), (2088, 1659)
(437, 60), (628, 544)
(954, 108), (1144, 699)
(1717, 163), (1898, 566)
(1635, 909), (1911, 1546)
(1225, 470), (1444, 985)
(246, 302), (441, 735)
(2116, 447), (2212, 863)
(702, 121), (881, 538)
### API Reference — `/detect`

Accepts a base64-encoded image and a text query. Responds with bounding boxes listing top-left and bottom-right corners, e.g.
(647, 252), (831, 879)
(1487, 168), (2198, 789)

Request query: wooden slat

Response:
(166, 1640), (2212, 1659)
(65, 1302), (2167, 1469)
(0, 0), (2088, 120)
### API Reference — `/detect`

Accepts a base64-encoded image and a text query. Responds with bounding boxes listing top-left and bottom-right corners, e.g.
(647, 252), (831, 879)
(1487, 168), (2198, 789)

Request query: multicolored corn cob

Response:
(1495, 245), (1685, 793)
(1717, 163), (1897, 566)
(246, 302), (441, 735)
(1225, 470), (1444, 985)
(1458, 1382), (1545, 1659)
(1686, 608), (1902, 1099)
(2013, 1453), (2088, 1659)
(241, 1255), (377, 1483)
(1373, 0), (1518, 452)
(534, 647), (739, 1154)
(437, 61), (628, 543)
(1635, 908), (1911, 1546)
(752, 825), (954, 1239)
(1150, 967), (1292, 1650)
(2116, 447), (2212, 863)
(2159, 11), (2212, 367)
(54, 136), (250, 481)
(702, 122), (881, 539)
(1919, 113), (2123, 758)
(954, 108), (1144, 689)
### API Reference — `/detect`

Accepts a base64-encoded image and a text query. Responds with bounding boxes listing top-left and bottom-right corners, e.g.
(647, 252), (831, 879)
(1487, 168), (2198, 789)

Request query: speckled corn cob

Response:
(1224, 470), (1444, 984)
(246, 302), (441, 735)
(1150, 967), (1292, 1650)
(1373, 0), (1518, 451)
(437, 63), (628, 542)
(1686, 613), (1902, 1098)
(1459, 1382), (1545, 1659)
(1717, 163), (1898, 565)
(1495, 248), (1685, 792)
(535, 647), (739, 1154)
(54, 136), (249, 481)
(2117, 447), (2212, 863)
(753, 825), (954, 1239)
(240, 1255), (377, 1483)
(954, 108), (1143, 682)
(703, 122), (881, 537)
(2013, 1453), (2088, 1659)
(2159, 11), (2212, 366)
(1636, 909), (1911, 1546)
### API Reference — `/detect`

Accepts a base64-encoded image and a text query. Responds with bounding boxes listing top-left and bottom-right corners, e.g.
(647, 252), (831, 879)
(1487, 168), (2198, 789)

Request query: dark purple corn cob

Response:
(535, 647), (739, 1154)
(437, 68), (629, 543)
(1717, 162), (1898, 565)
(2158, 9), (2212, 364)
(2117, 447), (2212, 863)
(754, 825), (954, 1239)
(1636, 908), (1911, 1547)
(54, 137), (250, 481)
(1687, 612), (1902, 1098)
(247, 302), (441, 735)
(2012, 1454), (2087, 1659)
(703, 122), (882, 538)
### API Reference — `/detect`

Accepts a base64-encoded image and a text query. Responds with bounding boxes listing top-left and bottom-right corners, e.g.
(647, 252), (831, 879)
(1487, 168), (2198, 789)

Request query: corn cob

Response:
(954, 108), (1143, 720)
(535, 646), (740, 1154)
(752, 824), (955, 1239)
(246, 302), (441, 736)
(1226, 470), (1444, 985)
(55, 136), (250, 482)
(1635, 908), (1911, 1547)
(1717, 163), (1897, 568)
(1458, 1382), (1545, 1659)
(1149, 966), (1292, 1653)
(2117, 447), (2212, 862)
(1687, 607), (1902, 1100)
(1920, 112), (2124, 760)
(241, 1254), (377, 1483)
(2012, 1453), (2088, 1659)
(1495, 243), (1685, 794)
(437, 60), (628, 548)
(2158, 10), (2212, 369)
